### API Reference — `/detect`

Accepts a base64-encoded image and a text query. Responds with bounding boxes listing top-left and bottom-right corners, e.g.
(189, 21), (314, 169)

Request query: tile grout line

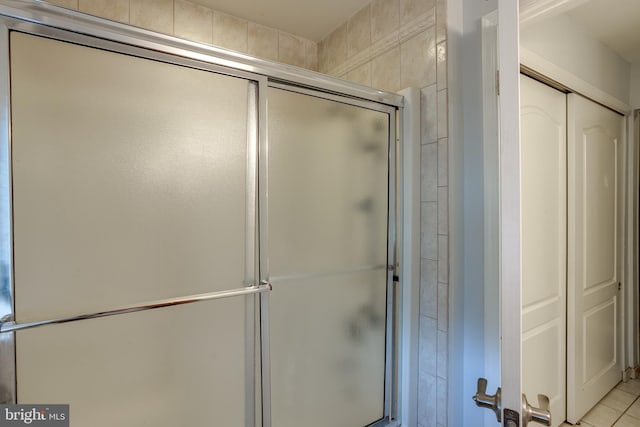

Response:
(576, 382), (640, 427)
(597, 391), (640, 426)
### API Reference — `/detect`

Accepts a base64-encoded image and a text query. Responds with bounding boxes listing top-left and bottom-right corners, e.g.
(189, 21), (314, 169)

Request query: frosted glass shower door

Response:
(9, 32), (256, 426)
(266, 87), (393, 427)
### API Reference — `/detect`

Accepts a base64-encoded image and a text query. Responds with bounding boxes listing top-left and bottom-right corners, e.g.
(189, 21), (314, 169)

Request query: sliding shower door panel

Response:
(269, 271), (387, 427)
(16, 297), (248, 426)
(9, 31), (257, 425)
(11, 32), (253, 320)
(266, 87), (392, 427)
(266, 89), (389, 276)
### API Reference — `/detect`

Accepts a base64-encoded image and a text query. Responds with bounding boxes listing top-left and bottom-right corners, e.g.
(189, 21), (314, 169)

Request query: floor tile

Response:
(626, 398), (640, 419)
(613, 414), (640, 427)
(581, 403), (623, 427)
(600, 389), (638, 412)
(617, 379), (640, 397)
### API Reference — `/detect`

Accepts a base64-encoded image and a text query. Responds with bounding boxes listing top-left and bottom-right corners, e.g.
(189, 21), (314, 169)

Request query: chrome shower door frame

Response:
(0, 1), (406, 426)
(259, 81), (399, 427)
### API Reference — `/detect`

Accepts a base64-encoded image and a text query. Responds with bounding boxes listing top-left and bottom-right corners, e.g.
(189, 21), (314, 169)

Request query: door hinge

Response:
(618, 282), (622, 291)
(496, 70), (500, 96)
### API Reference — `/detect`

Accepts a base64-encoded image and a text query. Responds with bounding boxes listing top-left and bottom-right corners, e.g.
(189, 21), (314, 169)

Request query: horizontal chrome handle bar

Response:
(0, 283), (272, 333)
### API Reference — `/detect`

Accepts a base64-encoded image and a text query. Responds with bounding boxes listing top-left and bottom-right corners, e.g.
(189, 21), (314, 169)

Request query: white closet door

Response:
(10, 32), (253, 426)
(567, 93), (623, 423)
(520, 75), (567, 426)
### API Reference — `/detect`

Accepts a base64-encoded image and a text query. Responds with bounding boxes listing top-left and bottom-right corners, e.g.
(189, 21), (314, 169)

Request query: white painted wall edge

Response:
(481, 10), (501, 427)
(398, 87), (420, 427)
(445, 0), (465, 425)
(626, 113), (640, 373)
(635, 113), (640, 375)
(498, 0), (523, 418)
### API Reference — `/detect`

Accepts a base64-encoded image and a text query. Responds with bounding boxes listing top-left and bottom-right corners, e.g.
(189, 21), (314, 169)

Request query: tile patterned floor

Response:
(561, 379), (640, 427)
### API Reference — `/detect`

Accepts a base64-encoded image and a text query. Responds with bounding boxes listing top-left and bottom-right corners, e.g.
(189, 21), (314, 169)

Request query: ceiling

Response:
(192, 0), (371, 41)
(565, 0), (640, 64)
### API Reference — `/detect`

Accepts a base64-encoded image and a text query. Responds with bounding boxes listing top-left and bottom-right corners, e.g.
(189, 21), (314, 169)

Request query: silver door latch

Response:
(473, 377), (502, 422)
(522, 393), (551, 426)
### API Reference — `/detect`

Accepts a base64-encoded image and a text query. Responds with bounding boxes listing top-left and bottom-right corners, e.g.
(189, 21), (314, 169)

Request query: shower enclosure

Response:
(0, 1), (410, 426)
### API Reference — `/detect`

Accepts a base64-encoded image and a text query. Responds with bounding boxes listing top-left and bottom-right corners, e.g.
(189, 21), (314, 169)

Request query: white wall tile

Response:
(401, 28), (436, 89)
(438, 235), (448, 283)
(47, 0), (78, 9)
(421, 202), (438, 260)
(436, 0), (447, 43)
(421, 143), (437, 201)
(348, 5), (371, 58)
(438, 283), (448, 332)
(130, 0), (173, 35)
(248, 23), (278, 61)
(174, 0), (212, 45)
(437, 376), (448, 426)
(400, 0), (435, 25)
(437, 329), (447, 378)
(327, 23), (348, 72)
(79, 0), (129, 23)
(438, 138), (448, 186)
(213, 12), (248, 53)
(436, 41), (447, 89)
(418, 371), (437, 426)
(346, 62), (372, 87)
(419, 315), (437, 375)
(278, 32), (306, 68)
(437, 187), (448, 235)
(371, 46), (401, 92)
(305, 40), (318, 71)
(421, 85), (438, 144)
(371, 0), (400, 43)
(421, 258), (438, 318)
(437, 89), (448, 138)
(318, 39), (329, 74)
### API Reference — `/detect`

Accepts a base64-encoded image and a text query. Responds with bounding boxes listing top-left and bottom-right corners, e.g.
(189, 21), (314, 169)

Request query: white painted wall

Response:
(631, 63), (640, 109)
(520, 14), (631, 104)
(448, 0), (499, 426)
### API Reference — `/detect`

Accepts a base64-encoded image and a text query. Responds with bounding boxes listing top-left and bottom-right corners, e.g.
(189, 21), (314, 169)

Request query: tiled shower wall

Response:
(318, 1), (449, 426)
(45, 0), (319, 70)
(45, 0), (449, 426)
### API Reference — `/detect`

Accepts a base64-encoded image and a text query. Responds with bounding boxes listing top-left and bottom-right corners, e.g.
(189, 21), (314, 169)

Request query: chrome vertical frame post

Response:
(0, 21), (15, 404)
(384, 106), (399, 422)
(245, 80), (261, 427)
(257, 78), (271, 427)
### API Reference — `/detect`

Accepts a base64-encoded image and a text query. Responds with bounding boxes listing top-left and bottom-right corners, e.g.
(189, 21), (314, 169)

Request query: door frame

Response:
(0, 2), (421, 426)
(489, 0), (639, 424)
